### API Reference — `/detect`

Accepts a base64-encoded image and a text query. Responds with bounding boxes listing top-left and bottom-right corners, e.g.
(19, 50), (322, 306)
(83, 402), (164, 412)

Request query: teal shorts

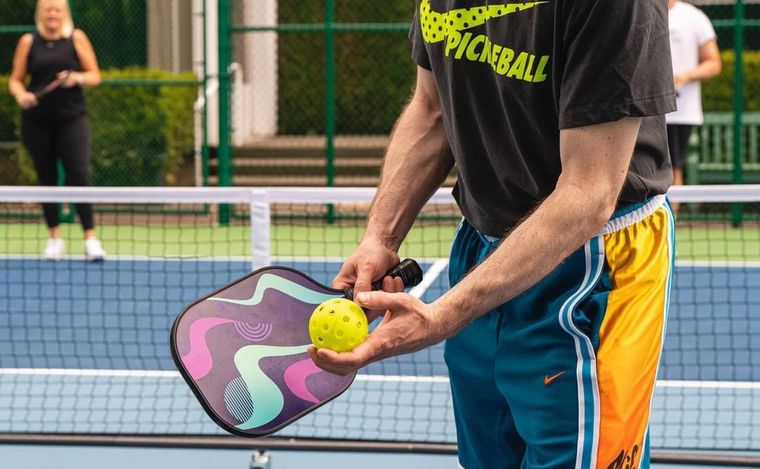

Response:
(445, 196), (675, 469)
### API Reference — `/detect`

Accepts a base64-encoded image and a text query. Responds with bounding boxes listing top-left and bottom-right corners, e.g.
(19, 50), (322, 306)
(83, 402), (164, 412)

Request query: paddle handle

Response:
(343, 258), (423, 300)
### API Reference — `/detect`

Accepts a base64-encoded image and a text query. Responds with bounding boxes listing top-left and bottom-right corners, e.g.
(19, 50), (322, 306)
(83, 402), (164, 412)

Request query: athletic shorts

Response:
(666, 124), (693, 169)
(445, 195), (675, 469)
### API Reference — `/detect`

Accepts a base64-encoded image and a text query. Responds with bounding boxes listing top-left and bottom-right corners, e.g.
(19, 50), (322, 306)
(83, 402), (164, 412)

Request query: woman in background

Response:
(9, 0), (105, 261)
(667, 0), (722, 212)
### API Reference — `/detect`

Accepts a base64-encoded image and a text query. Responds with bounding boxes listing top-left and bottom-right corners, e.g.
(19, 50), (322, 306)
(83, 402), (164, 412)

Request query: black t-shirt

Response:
(410, 0), (677, 237)
(24, 32), (87, 121)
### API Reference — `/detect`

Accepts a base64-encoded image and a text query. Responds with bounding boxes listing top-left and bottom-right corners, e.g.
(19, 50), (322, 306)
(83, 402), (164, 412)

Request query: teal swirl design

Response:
(208, 273), (338, 306)
(233, 344), (311, 430)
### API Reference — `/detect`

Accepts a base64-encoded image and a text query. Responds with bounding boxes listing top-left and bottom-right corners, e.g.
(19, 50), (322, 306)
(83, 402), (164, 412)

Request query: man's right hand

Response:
(15, 91), (38, 110)
(333, 241), (401, 323)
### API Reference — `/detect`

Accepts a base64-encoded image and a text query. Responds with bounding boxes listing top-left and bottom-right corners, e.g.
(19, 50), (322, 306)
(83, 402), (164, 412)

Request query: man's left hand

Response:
(308, 291), (448, 376)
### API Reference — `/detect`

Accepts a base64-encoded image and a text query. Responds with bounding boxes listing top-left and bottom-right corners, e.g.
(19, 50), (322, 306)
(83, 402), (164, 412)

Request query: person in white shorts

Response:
(667, 0), (722, 210)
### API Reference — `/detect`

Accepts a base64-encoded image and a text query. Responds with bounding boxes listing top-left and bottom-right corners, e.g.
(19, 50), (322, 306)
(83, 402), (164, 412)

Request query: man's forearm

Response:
(432, 183), (614, 334)
(432, 117), (642, 336)
(364, 93), (454, 251)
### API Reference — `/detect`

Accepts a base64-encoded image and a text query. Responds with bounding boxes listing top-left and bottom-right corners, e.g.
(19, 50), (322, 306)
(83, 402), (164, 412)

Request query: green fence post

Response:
(325, 0), (336, 222)
(218, 0), (233, 224)
(732, 0), (745, 227)
(202, 0), (210, 188)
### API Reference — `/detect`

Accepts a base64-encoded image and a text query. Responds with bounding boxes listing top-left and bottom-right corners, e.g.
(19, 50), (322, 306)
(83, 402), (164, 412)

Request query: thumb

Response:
(355, 290), (408, 312)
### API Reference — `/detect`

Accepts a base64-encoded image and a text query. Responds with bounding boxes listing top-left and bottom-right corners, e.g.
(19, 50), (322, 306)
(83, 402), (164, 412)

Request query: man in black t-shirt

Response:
(310, 2), (677, 467)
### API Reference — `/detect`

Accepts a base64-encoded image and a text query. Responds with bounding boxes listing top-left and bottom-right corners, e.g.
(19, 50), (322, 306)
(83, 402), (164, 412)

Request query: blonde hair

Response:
(35, 0), (74, 39)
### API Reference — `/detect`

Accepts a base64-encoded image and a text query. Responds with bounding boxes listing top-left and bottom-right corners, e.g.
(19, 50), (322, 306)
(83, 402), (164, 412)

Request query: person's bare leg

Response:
(672, 167), (684, 213)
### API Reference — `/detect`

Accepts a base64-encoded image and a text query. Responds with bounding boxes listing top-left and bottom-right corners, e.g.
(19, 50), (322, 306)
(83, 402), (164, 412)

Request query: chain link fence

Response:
(0, 0), (206, 187)
(217, 0), (759, 190)
(1, 1), (758, 189)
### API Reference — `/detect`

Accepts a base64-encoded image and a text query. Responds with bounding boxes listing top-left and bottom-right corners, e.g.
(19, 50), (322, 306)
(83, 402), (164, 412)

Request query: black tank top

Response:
(24, 32), (87, 121)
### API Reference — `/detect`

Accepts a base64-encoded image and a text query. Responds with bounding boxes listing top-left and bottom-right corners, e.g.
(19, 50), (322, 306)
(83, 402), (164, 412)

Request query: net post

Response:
(732, 0), (745, 227)
(325, 0), (336, 223)
(217, 0), (233, 225)
(249, 188), (271, 271)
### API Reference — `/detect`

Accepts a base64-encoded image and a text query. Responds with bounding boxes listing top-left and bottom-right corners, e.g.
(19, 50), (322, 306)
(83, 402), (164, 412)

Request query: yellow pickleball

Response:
(309, 298), (368, 352)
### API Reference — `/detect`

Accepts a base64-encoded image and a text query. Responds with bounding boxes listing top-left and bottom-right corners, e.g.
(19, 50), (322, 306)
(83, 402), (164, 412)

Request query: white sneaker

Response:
(84, 238), (106, 262)
(43, 238), (65, 260)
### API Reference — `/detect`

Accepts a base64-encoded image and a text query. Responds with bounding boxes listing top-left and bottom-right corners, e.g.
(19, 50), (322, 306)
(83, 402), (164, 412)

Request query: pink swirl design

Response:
(283, 358), (323, 404)
(181, 317), (234, 380)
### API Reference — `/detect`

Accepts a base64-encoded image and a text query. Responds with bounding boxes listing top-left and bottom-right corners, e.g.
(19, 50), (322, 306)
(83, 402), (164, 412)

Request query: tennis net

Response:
(0, 185), (758, 461)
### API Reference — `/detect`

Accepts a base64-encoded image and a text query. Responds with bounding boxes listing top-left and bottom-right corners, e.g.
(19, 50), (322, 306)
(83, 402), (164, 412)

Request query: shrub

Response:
(702, 50), (760, 112)
(277, 0), (416, 135)
(0, 68), (197, 186)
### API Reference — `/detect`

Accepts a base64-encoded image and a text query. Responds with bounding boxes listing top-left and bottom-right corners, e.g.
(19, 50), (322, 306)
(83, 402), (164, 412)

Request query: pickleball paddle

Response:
(170, 259), (423, 438)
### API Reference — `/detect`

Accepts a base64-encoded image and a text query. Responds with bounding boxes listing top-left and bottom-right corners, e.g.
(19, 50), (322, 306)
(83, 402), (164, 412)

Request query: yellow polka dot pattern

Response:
(420, 0), (547, 44)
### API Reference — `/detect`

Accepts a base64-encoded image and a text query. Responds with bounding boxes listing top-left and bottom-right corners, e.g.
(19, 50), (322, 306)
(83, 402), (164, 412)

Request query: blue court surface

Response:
(1, 257), (759, 461)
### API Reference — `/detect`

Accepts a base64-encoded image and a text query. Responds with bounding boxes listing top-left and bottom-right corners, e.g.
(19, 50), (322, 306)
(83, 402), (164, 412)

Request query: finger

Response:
(317, 335), (378, 366)
(308, 345), (367, 376)
(355, 290), (411, 312)
(332, 256), (363, 289)
(364, 308), (384, 324)
(352, 261), (378, 296)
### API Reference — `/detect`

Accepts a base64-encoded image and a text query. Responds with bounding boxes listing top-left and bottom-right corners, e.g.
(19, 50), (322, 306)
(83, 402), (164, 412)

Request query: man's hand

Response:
(332, 241), (401, 322)
(15, 91), (38, 110)
(674, 71), (691, 90)
(308, 290), (448, 375)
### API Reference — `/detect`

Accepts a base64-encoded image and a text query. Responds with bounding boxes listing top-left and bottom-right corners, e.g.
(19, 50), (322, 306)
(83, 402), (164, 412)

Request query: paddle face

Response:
(170, 266), (355, 437)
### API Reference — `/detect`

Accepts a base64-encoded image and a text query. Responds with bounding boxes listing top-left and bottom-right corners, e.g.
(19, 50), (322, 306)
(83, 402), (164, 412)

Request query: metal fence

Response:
(0, 0), (208, 187)
(1, 0), (759, 193)
(217, 0), (760, 192)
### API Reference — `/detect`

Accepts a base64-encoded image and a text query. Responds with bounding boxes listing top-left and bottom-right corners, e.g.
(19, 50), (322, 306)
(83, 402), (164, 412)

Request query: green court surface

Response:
(1, 222), (758, 261)
(0, 223), (457, 259)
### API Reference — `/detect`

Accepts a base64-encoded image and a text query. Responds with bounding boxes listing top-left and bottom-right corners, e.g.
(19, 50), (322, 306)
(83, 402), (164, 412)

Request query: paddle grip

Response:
(343, 258), (423, 301)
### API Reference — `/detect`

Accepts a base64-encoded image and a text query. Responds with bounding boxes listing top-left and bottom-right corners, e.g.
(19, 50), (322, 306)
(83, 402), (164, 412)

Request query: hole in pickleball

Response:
(342, 316), (350, 323)
(336, 330), (344, 338)
(322, 324), (329, 332)
(356, 322), (361, 328)
(329, 310), (335, 314)
(318, 337), (324, 342)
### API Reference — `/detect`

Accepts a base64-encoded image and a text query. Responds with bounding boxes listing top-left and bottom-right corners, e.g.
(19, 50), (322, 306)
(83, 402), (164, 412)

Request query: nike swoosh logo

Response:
(420, 0), (549, 44)
(543, 370), (566, 386)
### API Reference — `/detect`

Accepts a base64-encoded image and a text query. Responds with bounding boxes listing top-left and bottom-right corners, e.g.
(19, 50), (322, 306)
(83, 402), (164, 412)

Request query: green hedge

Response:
(277, 0), (416, 135)
(276, 2), (757, 135)
(0, 68), (197, 186)
(0, 75), (17, 141)
(702, 50), (760, 112)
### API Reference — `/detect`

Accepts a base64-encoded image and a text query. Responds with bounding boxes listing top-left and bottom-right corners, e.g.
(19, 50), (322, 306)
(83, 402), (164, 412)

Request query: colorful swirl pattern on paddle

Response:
(174, 267), (354, 434)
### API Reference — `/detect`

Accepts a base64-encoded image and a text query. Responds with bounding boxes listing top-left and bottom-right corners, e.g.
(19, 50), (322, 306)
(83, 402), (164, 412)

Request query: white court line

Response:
(656, 380), (760, 390)
(0, 368), (180, 378)
(356, 375), (450, 384)
(0, 255), (453, 265)
(1, 369), (759, 390)
(674, 260), (760, 269)
(0, 254), (255, 262)
(3, 255), (759, 270)
(409, 259), (449, 299)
